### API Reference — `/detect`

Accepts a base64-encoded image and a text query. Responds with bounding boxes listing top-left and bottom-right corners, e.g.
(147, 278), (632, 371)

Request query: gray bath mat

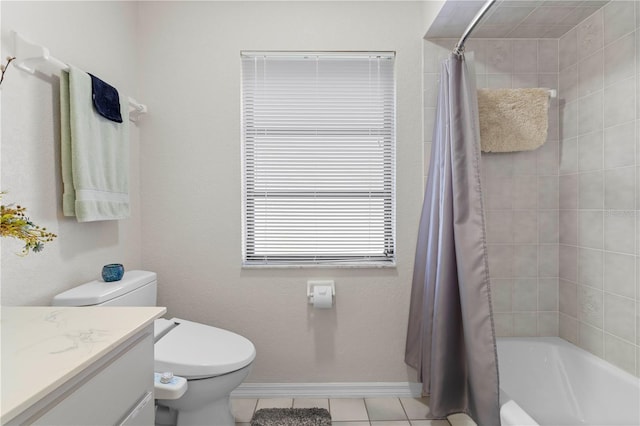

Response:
(250, 407), (331, 426)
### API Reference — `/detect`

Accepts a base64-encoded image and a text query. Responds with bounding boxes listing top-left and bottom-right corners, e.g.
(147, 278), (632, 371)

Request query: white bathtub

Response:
(497, 337), (640, 426)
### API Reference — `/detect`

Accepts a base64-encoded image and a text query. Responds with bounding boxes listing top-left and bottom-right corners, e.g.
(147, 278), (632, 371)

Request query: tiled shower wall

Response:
(423, 38), (560, 338)
(422, 1), (639, 377)
(556, 2), (639, 376)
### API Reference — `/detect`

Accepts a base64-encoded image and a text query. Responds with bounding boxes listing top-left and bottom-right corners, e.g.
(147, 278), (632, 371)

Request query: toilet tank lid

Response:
(52, 270), (157, 306)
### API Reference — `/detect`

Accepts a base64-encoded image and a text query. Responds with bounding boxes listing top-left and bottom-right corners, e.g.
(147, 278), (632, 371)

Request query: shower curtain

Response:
(405, 52), (500, 426)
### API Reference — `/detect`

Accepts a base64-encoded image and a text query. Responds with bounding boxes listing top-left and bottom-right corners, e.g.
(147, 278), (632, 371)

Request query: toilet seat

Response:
(154, 317), (255, 379)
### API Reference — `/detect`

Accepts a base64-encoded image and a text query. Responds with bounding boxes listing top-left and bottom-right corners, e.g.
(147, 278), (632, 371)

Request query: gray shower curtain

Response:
(405, 52), (500, 426)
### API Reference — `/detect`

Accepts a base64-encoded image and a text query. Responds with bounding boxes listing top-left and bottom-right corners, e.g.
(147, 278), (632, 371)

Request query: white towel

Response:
(60, 66), (130, 222)
(477, 88), (549, 153)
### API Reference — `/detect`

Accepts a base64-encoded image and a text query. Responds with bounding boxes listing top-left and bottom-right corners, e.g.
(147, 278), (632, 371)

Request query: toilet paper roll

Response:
(312, 285), (333, 309)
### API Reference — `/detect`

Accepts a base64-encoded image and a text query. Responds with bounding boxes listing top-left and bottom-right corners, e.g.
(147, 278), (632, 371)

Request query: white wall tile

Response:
(604, 167), (636, 210)
(604, 211), (636, 254)
(513, 211), (538, 243)
(578, 285), (604, 328)
(485, 40), (514, 74)
(604, 293), (636, 342)
(604, 122), (636, 168)
(537, 139), (560, 175)
(603, 0), (637, 45)
(512, 150), (539, 176)
(513, 40), (538, 73)
(539, 244), (559, 277)
(560, 313), (579, 343)
(603, 76), (636, 128)
(578, 171), (604, 209)
(487, 73), (512, 89)
(578, 322), (604, 356)
(512, 74), (538, 89)
(578, 248), (604, 289)
(578, 91), (604, 135)
(538, 39), (559, 73)
(604, 333), (637, 375)
(513, 312), (538, 336)
(561, 101), (578, 141)
(578, 210), (604, 249)
(559, 63), (578, 101)
(559, 244), (578, 282)
(512, 176), (538, 208)
(539, 278), (559, 310)
(578, 50), (604, 98)
(577, 9), (604, 61)
(560, 279), (578, 317)
(538, 176), (559, 209)
(559, 174), (578, 209)
(538, 312), (559, 336)
(487, 210), (514, 243)
(488, 244), (515, 278)
(559, 27), (578, 71)
(560, 210), (578, 245)
(513, 278), (538, 311)
(603, 32), (635, 87)
(578, 131), (604, 171)
(513, 245), (538, 277)
(604, 252), (636, 298)
(539, 210), (560, 244)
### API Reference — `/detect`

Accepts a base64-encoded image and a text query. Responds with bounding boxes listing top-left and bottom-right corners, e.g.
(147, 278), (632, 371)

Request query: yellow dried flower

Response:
(1, 193), (57, 255)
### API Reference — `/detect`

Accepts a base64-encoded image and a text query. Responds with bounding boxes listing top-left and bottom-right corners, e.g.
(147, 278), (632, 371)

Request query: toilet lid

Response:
(154, 317), (255, 379)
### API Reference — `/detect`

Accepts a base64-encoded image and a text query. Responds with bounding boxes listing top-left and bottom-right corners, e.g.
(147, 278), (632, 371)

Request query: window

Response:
(241, 52), (396, 266)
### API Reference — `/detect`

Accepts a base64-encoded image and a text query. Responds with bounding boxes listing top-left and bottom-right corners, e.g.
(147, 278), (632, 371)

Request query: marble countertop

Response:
(0, 306), (166, 424)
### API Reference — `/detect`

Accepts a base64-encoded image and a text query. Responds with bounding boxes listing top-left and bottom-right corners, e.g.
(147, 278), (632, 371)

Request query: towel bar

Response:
(11, 31), (147, 122)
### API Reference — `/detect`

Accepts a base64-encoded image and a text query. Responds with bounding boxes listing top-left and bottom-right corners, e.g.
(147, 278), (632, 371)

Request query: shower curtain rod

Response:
(453, 0), (498, 55)
(11, 31), (147, 122)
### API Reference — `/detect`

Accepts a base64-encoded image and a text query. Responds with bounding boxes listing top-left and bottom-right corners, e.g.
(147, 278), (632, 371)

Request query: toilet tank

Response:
(52, 270), (157, 307)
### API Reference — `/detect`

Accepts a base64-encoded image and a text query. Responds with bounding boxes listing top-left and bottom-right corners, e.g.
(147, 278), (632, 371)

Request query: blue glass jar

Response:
(102, 264), (124, 282)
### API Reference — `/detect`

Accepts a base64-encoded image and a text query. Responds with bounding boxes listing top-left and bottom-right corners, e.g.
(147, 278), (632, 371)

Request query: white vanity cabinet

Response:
(1, 307), (166, 425)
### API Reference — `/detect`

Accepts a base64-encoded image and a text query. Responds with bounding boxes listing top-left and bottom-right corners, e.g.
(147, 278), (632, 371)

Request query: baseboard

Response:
(231, 382), (423, 398)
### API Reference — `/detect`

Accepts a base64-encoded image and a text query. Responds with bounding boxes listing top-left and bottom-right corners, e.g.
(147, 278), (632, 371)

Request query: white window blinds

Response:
(241, 52), (396, 266)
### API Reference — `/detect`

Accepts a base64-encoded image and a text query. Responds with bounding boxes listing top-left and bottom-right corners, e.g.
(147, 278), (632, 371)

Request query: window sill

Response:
(241, 261), (397, 269)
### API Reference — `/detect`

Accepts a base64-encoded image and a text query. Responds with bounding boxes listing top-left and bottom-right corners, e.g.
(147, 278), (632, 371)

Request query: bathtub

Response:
(497, 337), (640, 426)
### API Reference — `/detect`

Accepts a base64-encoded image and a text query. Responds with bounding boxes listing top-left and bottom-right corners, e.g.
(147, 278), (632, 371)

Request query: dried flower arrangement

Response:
(1, 194), (57, 255)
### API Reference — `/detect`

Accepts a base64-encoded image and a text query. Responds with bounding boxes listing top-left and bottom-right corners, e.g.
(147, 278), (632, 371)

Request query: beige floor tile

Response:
(294, 398), (330, 410)
(370, 421), (411, 426)
(331, 422), (371, 426)
(330, 398), (369, 422)
(332, 423), (371, 426)
(231, 398), (257, 423)
(399, 397), (432, 420)
(255, 397), (293, 410)
(365, 398), (408, 421)
(410, 420), (451, 426)
(235, 423), (251, 426)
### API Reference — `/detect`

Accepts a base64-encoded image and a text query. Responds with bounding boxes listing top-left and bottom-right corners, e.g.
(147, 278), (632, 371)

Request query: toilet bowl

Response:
(52, 270), (256, 426)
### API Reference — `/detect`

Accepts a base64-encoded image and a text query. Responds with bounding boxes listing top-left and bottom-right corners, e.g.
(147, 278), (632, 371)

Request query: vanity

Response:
(1, 306), (165, 425)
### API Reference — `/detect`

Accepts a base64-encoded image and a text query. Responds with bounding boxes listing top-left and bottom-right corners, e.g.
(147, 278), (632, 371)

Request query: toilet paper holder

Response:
(307, 280), (335, 305)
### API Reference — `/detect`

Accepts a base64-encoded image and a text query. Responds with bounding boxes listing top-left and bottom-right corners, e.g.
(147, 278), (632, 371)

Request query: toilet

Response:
(52, 270), (255, 426)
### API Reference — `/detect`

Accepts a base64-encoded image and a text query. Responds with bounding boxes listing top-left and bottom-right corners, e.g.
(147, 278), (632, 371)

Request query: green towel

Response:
(60, 66), (130, 222)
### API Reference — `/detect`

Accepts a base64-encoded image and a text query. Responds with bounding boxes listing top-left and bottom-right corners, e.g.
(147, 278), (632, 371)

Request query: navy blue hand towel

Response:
(88, 73), (123, 123)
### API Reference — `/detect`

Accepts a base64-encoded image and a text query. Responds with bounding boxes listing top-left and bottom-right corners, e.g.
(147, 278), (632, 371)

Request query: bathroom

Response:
(1, 1), (638, 425)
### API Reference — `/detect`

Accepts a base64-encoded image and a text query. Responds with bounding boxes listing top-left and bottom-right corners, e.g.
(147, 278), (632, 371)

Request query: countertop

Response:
(0, 306), (166, 424)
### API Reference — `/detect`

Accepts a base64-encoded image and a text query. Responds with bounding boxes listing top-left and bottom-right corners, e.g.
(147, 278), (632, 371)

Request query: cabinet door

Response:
(31, 332), (154, 426)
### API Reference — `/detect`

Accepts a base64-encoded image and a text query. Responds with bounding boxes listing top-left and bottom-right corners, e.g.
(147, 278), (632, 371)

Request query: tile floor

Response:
(231, 397), (454, 426)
